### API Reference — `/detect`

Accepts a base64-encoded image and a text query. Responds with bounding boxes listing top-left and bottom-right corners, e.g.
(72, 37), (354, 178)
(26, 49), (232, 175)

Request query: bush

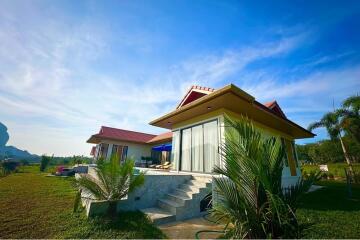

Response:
(0, 166), (6, 177)
(322, 173), (328, 180)
(40, 155), (52, 172)
(1, 161), (19, 173)
(353, 172), (360, 184)
(20, 159), (30, 166)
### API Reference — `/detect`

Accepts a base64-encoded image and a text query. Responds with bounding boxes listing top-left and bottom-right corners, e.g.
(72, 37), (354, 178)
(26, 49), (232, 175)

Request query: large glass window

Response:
(181, 128), (192, 171)
(192, 125), (204, 172)
(204, 121), (218, 173)
(99, 143), (109, 159)
(171, 131), (180, 170)
(179, 120), (218, 173)
(111, 145), (128, 163)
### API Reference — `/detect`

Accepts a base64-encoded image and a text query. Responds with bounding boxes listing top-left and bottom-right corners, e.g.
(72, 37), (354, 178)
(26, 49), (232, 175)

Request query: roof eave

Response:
(149, 84), (315, 139)
(149, 84), (254, 125)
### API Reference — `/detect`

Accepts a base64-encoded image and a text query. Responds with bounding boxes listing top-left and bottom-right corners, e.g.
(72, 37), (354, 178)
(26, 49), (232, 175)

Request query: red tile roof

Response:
(87, 126), (157, 144)
(263, 100), (286, 118)
(147, 131), (173, 144)
(177, 85), (215, 109)
(264, 100), (277, 108)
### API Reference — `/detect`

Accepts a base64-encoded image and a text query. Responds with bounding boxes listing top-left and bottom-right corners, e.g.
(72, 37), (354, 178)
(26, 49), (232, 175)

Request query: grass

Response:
(297, 181), (360, 239)
(302, 163), (360, 178)
(0, 166), (165, 239)
(1, 166), (360, 239)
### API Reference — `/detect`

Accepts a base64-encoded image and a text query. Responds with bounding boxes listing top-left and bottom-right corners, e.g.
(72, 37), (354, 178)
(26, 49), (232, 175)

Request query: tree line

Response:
(299, 95), (360, 167)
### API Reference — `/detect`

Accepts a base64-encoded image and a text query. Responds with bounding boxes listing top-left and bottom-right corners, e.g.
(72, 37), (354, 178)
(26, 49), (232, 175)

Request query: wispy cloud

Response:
(0, 1), (357, 155)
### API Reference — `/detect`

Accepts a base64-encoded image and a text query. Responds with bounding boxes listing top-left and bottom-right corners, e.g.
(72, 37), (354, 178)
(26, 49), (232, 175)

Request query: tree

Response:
(40, 155), (52, 172)
(337, 95), (360, 143)
(308, 112), (354, 173)
(76, 155), (145, 217)
(211, 117), (318, 239)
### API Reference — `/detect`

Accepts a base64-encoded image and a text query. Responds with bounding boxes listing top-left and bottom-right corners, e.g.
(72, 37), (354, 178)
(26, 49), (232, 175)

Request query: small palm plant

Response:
(76, 154), (145, 216)
(212, 116), (319, 239)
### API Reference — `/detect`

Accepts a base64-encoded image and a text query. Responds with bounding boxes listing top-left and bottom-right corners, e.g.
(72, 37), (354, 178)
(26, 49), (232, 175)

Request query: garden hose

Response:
(194, 212), (225, 240)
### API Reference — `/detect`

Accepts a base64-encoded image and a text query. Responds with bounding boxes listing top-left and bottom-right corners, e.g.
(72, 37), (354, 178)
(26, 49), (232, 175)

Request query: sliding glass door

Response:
(204, 121), (218, 173)
(191, 125), (204, 172)
(180, 120), (218, 173)
(181, 128), (192, 171)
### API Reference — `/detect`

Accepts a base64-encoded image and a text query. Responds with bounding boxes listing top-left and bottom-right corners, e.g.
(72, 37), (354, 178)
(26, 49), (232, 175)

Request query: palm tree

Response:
(76, 154), (145, 216)
(308, 112), (354, 174)
(338, 95), (360, 143)
(211, 116), (318, 239)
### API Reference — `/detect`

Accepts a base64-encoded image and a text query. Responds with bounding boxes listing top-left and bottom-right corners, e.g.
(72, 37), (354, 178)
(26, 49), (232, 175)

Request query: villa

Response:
(87, 127), (172, 167)
(86, 84), (314, 224)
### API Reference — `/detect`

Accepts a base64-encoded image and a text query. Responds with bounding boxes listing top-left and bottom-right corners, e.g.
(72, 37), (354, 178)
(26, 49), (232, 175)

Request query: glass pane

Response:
(204, 121), (218, 173)
(181, 128), (192, 171)
(111, 144), (118, 157)
(192, 125), (204, 172)
(171, 131), (180, 170)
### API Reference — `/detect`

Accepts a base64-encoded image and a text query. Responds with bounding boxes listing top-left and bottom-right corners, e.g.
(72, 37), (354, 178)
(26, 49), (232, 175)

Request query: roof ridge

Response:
(101, 126), (157, 136)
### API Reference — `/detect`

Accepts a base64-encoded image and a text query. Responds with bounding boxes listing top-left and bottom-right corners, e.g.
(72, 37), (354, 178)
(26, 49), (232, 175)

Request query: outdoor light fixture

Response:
(207, 106), (212, 110)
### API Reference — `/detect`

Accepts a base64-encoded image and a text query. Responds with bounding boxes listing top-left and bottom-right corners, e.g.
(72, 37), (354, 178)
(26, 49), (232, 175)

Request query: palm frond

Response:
(212, 115), (311, 238)
(76, 154), (145, 204)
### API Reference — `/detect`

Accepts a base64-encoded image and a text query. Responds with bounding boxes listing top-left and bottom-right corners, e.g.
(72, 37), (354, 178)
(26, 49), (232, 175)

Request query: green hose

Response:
(194, 213), (225, 239)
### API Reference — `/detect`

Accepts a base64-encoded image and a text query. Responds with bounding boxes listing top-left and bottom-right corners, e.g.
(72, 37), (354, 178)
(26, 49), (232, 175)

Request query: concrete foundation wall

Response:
(85, 173), (192, 217)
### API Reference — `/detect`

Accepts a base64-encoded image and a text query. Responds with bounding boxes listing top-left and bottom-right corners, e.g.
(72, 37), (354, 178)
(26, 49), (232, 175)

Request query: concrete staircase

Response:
(141, 176), (212, 225)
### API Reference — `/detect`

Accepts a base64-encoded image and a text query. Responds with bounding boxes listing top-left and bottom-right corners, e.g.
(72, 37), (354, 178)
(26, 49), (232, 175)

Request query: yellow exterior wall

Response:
(223, 109), (294, 140)
(171, 108), (299, 176)
(173, 108), (294, 139)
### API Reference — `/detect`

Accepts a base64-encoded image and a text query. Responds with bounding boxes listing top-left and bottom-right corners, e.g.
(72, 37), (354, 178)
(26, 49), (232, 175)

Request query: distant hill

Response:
(0, 122), (39, 162)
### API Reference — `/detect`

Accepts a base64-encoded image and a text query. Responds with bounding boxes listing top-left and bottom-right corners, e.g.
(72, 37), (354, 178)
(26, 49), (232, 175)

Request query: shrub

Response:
(20, 159), (30, 166)
(322, 173), (328, 180)
(211, 116), (320, 239)
(76, 155), (145, 217)
(0, 166), (6, 177)
(353, 172), (360, 184)
(1, 161), (19, 173)
(40, 155), (52, 172)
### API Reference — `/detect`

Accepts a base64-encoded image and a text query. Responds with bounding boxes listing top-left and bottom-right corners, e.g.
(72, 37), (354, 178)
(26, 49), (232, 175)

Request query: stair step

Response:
(174, 188), (195, 198)
(179, 183), (200, 192)
(141, 207), (176, 225)
(157, 198), (183, 214)
(192, 176), (213, 184)
(166, 192), (191, 204)
(188, 179), (208, 187)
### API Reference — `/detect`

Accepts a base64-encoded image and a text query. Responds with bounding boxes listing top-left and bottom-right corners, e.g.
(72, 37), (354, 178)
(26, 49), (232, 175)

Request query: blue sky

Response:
(0, 0), (359, 156)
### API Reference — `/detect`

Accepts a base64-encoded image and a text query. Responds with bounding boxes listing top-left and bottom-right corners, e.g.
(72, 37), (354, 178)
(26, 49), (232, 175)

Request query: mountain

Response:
(0, 122), (39, 162)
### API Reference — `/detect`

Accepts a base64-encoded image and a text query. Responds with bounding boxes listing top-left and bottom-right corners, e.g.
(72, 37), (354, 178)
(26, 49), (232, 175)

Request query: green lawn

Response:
(1, 166), (360, 239)
(297, 181), (360, 239)
(302, 163), (360, 179)
(0, 166), (165, 239)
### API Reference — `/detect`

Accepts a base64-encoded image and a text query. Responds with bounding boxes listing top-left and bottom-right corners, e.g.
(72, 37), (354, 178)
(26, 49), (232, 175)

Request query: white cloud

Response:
(0, 1), (331, 156)
(243, 65), (360, 102)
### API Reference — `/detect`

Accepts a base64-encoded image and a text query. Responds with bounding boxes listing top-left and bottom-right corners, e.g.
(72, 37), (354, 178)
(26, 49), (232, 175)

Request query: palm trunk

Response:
(339, 135), (354, 175)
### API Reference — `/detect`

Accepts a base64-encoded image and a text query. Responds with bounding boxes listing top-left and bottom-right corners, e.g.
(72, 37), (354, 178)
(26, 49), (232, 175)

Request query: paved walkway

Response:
(159, 216), (224, 239)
